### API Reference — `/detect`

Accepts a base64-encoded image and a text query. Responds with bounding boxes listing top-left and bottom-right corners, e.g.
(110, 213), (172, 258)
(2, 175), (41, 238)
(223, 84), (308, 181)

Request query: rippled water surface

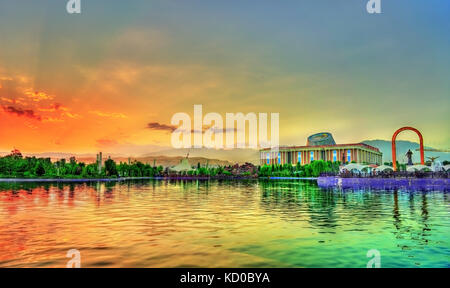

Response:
(0, 180), (448, 268)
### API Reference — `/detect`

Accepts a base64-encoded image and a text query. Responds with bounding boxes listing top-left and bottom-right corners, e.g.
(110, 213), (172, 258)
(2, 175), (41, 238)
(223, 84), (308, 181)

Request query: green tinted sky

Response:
(0, 0), (448, 153)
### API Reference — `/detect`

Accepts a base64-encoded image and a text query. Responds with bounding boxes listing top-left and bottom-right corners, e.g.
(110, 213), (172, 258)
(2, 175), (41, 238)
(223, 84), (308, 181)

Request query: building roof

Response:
(307, 132), (336, 146)
(260, 143), (381, 153)
(375, 165), (394, 172)
(340, 164), (371, 172)
(406, 165), (433, 172)
(169, 158), (193, 172)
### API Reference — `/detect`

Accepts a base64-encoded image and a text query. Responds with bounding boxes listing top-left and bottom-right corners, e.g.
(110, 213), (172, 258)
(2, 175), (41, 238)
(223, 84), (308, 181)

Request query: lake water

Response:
(0, 180), (448, 268)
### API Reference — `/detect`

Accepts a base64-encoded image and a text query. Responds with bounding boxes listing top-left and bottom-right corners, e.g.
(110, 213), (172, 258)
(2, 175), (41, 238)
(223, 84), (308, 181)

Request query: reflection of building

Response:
(260, 132), (382, 165)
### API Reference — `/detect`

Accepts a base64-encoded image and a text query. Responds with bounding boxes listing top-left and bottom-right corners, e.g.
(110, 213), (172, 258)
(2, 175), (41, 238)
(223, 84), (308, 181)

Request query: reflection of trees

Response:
(259, 181), (426, 234)
(259, 181), (390, 231)
(0, 179), (441, 249)
(259, 181), (441, 257)
(0, 182), (49, 193)
(390, 190), (431, 256)
(259, 180), (340, 231)
(338, 188), (388, 223)
(260, 181), (305, 211)
(0, 182), (125, 208)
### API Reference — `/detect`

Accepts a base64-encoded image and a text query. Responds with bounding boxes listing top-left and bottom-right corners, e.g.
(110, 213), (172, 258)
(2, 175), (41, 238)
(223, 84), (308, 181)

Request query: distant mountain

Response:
(1, 146), (260, 165)
(144, 148), (260, 164)
(363, 140), (449, 163)
(0, 152), (128, 161)
(3, 140), (446, 166)
(133, 156), (233, 167)
(146, 142), (450, 165)
(0, 151), (234, 167)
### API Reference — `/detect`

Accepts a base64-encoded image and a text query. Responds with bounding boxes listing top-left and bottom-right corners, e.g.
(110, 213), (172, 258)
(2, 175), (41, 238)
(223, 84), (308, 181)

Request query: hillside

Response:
(2, 140), (447, 166)
(363, 140), (449, 163)
(144, 148), (261, 164)
(0, 151), (234, 167)
(74, 155), (233, 168)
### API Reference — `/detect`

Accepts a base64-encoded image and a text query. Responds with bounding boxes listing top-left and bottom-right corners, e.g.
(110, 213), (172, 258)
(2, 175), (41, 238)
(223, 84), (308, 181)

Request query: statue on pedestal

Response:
(406, 149), (413, 166)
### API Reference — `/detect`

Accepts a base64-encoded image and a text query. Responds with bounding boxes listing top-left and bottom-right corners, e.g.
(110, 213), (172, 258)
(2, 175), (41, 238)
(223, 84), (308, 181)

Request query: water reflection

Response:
(260, 181), (397, 232)
(259, 180), (448, 267)
(0, 180), (448, 267)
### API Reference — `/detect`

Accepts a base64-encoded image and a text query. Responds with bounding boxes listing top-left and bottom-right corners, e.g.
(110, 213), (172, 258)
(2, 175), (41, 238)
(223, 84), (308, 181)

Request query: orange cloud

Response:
(38, 103), (81, 120)
(0, 75), (84, 126)
(89, 110), (127, 119)
(1, 97), (26, 105)
(146, 122), (177, 132)
(63, 112), (81, 119)
(42, 117), (64, 123)
(1, 97), (13, 103)
(96, 139), (119, 147)
(0, 76), (13, 81)
(24, 89), (54, 102)
(2, 106), (42, 121)
(38, 103), (69, 112)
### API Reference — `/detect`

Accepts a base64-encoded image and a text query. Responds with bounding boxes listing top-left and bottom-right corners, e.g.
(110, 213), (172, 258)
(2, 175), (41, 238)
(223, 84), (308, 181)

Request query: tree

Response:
(310, 160), (329, 177)
(9, 149), (23, 158)
(35, 162), (46, 176)
(104, 158), (118, 176)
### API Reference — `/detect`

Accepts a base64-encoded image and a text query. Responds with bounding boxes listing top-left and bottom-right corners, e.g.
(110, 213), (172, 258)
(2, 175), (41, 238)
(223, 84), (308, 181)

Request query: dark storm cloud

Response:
(2, 106), (41, 121)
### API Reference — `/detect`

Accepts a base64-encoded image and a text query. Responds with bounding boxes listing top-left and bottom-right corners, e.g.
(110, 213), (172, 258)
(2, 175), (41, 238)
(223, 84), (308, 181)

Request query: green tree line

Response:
(0, 152), (338, 179)
(0, 154), (164, 179)
(258, 160), (340, 178)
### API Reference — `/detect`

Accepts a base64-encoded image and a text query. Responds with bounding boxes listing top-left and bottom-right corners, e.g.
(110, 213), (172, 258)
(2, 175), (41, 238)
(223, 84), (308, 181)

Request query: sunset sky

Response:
(0, 0), (449, 155)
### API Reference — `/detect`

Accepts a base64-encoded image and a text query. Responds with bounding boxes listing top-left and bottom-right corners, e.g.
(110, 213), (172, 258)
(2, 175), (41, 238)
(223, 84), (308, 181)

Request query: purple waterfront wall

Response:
(318, 177), (449, 191)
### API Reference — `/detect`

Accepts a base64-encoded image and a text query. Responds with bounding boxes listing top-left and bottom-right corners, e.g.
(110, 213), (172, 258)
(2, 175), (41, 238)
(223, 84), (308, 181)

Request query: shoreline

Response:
(1, 176), (447, 186)
(0, 176), (318, 183)
(0, 177), (160, 183)
(318, 176), (449, 190)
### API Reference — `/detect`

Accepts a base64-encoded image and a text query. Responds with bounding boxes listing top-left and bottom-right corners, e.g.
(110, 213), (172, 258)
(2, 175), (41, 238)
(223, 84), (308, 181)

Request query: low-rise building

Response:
(260, 132), (382, 166)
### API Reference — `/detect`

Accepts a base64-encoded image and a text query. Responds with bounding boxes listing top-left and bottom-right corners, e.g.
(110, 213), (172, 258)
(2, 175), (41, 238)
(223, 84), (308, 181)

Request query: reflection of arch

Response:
(392, 127), (425, 171)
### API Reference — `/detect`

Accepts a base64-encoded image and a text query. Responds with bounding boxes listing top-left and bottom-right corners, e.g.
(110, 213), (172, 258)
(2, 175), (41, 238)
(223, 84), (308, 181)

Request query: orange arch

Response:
(392, 127), (425, 171)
